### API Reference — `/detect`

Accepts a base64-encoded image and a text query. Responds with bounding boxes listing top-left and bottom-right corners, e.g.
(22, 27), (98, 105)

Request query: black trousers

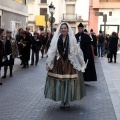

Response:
(3, 65), (13, 76)
(31, 50), (39, 65)
(110, 52), (117, 62)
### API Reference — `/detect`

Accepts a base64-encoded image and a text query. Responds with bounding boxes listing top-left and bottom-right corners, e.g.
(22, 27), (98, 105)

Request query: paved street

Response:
(0, 53), (119, 120)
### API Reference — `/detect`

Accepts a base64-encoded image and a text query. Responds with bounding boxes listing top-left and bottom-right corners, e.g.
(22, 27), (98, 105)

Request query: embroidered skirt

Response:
(44, 58), (86, 102)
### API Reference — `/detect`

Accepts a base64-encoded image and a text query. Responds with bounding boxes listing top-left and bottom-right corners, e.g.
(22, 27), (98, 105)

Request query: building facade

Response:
(0, 0), (28, 37)
(28, 0), (89, 33)
(89, 0), (120, 35)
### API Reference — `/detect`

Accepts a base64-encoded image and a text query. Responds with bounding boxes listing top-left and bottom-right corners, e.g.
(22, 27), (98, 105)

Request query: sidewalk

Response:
(0, 54), (118, 120)
(100, 50), (120, 120)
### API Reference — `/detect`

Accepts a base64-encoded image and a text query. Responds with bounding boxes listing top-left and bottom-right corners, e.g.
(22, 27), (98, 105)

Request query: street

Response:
(0, 54), (119, 120)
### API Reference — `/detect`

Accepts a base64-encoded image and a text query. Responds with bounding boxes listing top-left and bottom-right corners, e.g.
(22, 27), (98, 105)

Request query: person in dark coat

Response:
(20, 31), (31, 68)
(0, 28), (5, 85)
(75, 23), (97, 82)
(16, 28), (23, 65)
(39, 31), (46, 58)
(26, 27), (32, 62)
(31, 31), (41, 65)
(46, 31), (53, 52)
(2, 30), (18, 78)
(97, 30), (105, 57)
(108, 32), (118, 63)
(90, 29), (97, 56)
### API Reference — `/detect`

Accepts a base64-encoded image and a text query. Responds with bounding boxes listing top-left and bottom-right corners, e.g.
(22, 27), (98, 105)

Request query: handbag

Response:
(107, 51), (111, 58)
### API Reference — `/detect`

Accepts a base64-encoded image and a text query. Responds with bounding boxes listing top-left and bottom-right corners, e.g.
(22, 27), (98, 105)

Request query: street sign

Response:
(103, 14), (107, 22)
(95, 12), (103, 16)
(49, 17), (55, 23)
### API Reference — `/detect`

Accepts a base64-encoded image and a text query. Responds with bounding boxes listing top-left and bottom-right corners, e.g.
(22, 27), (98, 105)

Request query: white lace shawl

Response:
(46, 22), (86, 72)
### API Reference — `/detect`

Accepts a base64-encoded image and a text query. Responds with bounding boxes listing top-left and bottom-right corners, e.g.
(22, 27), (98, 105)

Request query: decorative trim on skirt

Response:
(47, 72), (78, 79)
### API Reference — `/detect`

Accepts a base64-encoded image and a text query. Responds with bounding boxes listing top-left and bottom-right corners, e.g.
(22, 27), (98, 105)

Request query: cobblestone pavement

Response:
(0, 57), (117, 120)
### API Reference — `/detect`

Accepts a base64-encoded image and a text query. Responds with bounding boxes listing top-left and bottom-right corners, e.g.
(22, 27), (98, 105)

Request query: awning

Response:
(35, 15), (49, 26)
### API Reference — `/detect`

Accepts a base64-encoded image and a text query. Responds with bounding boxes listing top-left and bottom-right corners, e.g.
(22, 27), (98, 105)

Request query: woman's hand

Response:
(46, 63), (49, 71)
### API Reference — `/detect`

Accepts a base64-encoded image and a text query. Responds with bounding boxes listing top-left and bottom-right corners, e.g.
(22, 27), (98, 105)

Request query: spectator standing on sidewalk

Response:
(16, 28), (23, 65)
(0, 28), (5, 85)
(20, 31), (31, 68)
(2, 30), (18, 78)
(46, 31), (53, 53)
(26, 27), (32, 65)
(31, 31), (41, 65)
(39, 31), (46, 58)
(97, 30), (105, 57)
(45, 22), (86, 108)
(108, 32), (118, 63)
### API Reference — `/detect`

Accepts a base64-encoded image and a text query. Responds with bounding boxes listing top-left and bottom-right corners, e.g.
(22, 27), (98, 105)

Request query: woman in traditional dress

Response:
(44, 22), (86, 108)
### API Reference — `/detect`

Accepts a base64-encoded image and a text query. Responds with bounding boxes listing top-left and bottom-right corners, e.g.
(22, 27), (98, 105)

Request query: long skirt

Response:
(44, 58), (86, 102)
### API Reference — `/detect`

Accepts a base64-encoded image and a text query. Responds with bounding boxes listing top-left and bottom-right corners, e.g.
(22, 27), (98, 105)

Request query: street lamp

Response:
(49, 2), (55, 32)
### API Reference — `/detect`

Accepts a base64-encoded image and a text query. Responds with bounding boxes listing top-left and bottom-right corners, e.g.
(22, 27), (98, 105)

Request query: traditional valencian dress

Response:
(44, 23), (86, 103)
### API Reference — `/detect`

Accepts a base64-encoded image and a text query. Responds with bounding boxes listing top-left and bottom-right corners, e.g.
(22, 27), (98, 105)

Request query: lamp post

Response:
(49, 2), (55, 32)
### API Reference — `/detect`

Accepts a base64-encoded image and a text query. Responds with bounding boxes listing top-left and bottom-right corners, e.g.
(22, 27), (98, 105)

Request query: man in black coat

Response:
(75, 23), (97, 82)
(90, 29), (97, 56)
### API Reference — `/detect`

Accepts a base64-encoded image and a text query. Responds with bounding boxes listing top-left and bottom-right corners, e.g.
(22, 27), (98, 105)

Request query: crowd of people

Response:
(0, 27), (53, 85)
(0, 22), (119, 109)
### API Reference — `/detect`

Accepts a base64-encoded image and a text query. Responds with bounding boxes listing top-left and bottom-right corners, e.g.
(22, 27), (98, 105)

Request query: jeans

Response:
(98, 43), (103, 57)
(31, 50), (39, 65)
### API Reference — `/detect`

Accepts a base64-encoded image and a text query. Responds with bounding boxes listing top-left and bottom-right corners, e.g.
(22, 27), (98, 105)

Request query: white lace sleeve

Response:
(46, 45), (57, 70)
(76, 44), (86, 72)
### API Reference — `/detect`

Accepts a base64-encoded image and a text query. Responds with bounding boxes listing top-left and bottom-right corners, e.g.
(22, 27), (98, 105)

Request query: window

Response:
(10, 21), (20, 38)
(41, 0), (47, 3)
(66, 5), (75, 14)
(40, 8), (47, 15)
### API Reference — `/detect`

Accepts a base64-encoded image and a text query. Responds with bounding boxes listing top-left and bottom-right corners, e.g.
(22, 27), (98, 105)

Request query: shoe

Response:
(60, 102), (65, 109)
(65, 102), (70, 109)
(2, 75), (6, 79)
(35, 62), (38, 65)
(22, 66), (26, 68)
(108, 61), (113, 63)
(20, 62), (23, 66)
(114, 61), (116, 63)
(10, 74), (13, 77)
(30, 63), (34, 65)
(0, 83), (3, 85)
(26, 65), (29, 68)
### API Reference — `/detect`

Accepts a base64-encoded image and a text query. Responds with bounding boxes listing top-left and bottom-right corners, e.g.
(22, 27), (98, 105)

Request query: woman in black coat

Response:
(31, 31), (41, 65)
(108, 32), (118, 63)
(20, 31), (31, 68)
(0, 28), (5, 85)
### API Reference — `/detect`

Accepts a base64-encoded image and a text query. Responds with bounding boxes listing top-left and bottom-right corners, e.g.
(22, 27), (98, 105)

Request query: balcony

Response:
(62, 14), (82, 22)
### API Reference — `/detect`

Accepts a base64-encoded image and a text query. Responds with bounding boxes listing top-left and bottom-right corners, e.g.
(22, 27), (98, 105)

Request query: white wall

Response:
(76, 0), (89, 20)
(98, 9), (120, 34)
